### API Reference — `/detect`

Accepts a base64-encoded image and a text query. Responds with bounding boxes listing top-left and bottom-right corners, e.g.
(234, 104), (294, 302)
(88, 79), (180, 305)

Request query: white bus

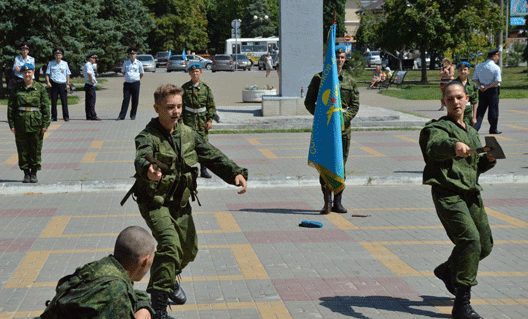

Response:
(225, 37), (279, 65)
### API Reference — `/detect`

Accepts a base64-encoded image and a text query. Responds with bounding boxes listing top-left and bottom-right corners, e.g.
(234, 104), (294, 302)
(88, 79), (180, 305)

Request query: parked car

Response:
(415, 53), (442, 69)
(137, 54), (156, 72)
(186, 54), (213, 70)
(212, 54), (235, 72)
(365, 51), (382, 67)
(167, 55), (187, 72)
(155, 51), (170, 67)
(258, 54), (277, 70)
(231, 54), (252, 70)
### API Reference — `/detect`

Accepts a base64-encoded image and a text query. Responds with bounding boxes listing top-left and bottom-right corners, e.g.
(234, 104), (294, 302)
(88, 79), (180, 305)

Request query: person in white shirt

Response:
(13, 42), (35, 82)
(117, 47), (144, 120)
(45, 47), (72, 122)
(82, 52), (101, 121)
(472, 48), (502, 134)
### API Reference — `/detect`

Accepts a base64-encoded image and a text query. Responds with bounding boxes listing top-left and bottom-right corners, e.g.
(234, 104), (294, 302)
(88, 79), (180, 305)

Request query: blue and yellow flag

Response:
(182, 48), (186, 60)
(308, 24), (345, 194)
(168, 49), (172, 57)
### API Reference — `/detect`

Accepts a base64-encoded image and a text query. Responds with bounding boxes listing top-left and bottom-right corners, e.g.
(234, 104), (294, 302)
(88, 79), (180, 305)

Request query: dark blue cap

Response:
(487, 48), (500, 56)
(86, 52), (97, 59)
(127, 47), (138, 54)
(53, 47), (64, 55)
(20, 42), (30, 49)
(187, 63), (201, 72)
(21, 63), (35, 71)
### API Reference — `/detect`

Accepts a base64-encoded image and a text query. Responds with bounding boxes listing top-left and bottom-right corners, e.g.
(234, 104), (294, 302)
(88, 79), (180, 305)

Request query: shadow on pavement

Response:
(238, 208), (320, 215)
(319, 295), (451, 318)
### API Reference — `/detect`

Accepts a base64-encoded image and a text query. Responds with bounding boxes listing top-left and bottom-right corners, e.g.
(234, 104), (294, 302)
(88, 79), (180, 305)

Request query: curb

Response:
(1, 174), (526, 195)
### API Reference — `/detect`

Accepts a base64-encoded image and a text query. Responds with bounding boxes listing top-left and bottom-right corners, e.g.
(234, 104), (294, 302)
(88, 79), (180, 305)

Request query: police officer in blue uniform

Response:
(472, 48), (502, 134)
(45, 47), (72, 122)
(13, 42), (35, 83)
(117, 47), (144, 120)
(82, 52), (101, 121)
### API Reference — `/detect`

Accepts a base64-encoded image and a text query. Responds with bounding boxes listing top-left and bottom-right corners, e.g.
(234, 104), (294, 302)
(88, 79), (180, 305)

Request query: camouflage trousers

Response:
(15, 131), (43, 170)
(318, 133), (351, 189)
(432, 186), (493, 287)
(138, 201), (198, 294)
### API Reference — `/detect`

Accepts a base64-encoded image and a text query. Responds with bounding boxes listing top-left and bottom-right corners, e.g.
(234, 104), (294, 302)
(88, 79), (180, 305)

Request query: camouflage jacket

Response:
(40, 255), (153, 319)
(419, 116), (495, 193)
(454, 76), (478, 125)
(304, 69), (360, 138)
(8, 81), (50, 133)
(181, 80), (216, 136)
(134, 118), (248, 208)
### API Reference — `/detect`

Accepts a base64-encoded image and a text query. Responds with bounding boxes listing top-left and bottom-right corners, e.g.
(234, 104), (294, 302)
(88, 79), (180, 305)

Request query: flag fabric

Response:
(308, 24), (345, 194)
(182, 48), (186, 60)
(168, 49), (172, 57)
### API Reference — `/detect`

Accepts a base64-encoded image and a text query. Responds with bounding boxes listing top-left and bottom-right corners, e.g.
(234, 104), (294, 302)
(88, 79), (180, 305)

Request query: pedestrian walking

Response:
(124, 84), (247, 319)
(181, 63), (217, 178)
(7, 63), (50, 183)
(45, 47), (71, 122)
(82, 52), (101, 121)
(305, 45), (360, 214)
(419, 81), (496, 319)
(117, 47), (144, 120)
(41, 226), (155, 319)
(12, 42), (35, 83)
(453, 61), (478, 126)
(473, 48), (502, 134)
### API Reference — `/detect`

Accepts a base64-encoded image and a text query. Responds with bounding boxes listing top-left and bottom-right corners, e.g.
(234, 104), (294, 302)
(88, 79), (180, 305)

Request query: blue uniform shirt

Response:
(121, 58), (144, 83)
(83, 62), (97, 86)
(46, 60), (71, 84)
(473, 59), (501, 87)
(13, 55), (35, 79)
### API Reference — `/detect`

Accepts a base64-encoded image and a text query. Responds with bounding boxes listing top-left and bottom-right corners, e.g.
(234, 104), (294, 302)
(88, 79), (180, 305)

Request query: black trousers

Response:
(473, 86), (500, 133)
(84, 84), (97, 119)
(50, 80), (69, 120)
(118, 81), (140, 119)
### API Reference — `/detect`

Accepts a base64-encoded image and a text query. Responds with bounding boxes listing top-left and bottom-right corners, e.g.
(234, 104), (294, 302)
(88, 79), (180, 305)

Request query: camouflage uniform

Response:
(7, 80), (50, 171)
(419, 117), (496, 287)
(454, 76), (478, 126)
(40, 255), (153, 319)
(305, 69), (360, 174)
(134, 118), (248, 294)
(181, 81), (216, 141)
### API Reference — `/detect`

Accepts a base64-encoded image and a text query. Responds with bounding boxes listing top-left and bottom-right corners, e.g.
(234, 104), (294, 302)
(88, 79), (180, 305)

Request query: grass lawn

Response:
(0, 95), (79, 106)
(367, 66), (528, 100)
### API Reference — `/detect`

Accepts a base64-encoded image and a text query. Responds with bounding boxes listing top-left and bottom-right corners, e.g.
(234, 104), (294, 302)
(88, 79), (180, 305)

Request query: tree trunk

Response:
(420, 45), (427, 82)
(0, 67), (4, 98)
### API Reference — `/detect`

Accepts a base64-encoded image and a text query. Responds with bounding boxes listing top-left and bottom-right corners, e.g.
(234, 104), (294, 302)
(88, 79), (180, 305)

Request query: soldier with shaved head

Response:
(41, 226), (156, 319)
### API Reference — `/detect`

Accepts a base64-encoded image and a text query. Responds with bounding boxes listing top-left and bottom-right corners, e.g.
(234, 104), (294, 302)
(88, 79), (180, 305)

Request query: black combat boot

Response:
(168, 280), (187, 305)
(30, 169), (38, 183)
(434, 261), (456, 295)
(332, 191), (347, 214)
(319, 185), (332, 214)
(23, 169), (31, 183)
(200, 164), (211, 178)
(452, 286), (483, 319)
(151, 291), (174, 319)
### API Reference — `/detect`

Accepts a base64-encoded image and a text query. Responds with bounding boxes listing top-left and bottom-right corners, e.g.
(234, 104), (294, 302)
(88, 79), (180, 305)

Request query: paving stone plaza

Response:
(1, 70), (527, 318)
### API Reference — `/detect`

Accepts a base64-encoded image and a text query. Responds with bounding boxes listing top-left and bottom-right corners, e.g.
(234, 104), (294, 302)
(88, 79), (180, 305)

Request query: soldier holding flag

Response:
(305, 25), (360, 214)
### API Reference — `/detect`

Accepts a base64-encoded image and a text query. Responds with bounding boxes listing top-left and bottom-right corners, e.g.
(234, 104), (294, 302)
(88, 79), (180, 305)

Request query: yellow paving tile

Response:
(2, 154), (17, 165)
(47, 124), (62, 130)
(359, 242), (422, 277)
(324, 213), (359, 229)
(394, 135), (418, 143)
(486, 207), (528, 227)
(358, 146), (386, 157)
(230, 244), (269, 279)
(510, 109), (528, 115)
(5, 251), (50, 288)
(40, 216), (70, 238)
(89, 140), (103, 148)
(492, 135), (516, 141)
(82, 152), (98, 163)
(246, 137), (261, 145)
(259, 148), (278, 159)
(256, 301), (292, 319)
(503, 124), (528, 130)
(215, 211), (242, 232)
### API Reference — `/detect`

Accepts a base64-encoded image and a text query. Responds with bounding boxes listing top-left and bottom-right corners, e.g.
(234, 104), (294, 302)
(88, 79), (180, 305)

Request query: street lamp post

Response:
(232, 19), (241, 70)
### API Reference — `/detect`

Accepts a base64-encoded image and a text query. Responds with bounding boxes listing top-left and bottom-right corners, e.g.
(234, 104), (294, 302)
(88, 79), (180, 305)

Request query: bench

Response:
(377, 71), (396, 90)
(378, 70), (407, 89)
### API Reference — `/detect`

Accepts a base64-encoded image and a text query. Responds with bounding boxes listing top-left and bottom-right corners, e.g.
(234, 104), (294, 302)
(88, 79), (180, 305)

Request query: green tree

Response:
(241, 0), (275, 38)
(323, 0), (346, 41)
(205, 0), (248, 53)
(144, 0), (209, 54)
(523, 15), (528, 62)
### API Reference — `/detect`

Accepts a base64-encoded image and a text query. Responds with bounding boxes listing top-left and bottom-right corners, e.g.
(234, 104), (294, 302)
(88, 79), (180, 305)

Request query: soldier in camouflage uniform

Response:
(130, 84), (247, 319)
(419, 82), (496, 319)
(181, 63), (217, 178)
(452, 62), (478, 126)
(305, 45), (360, 214)
(41, 226), (156, 319)
(7, 63), (50, 183)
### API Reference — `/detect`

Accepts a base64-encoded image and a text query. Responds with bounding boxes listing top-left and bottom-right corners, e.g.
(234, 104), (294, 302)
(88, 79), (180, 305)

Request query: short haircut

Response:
(442, 58), (451, 64)
(442, 81), (467, 98)
(154, 84), (183, 105)
(114, 226), (156, 270)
